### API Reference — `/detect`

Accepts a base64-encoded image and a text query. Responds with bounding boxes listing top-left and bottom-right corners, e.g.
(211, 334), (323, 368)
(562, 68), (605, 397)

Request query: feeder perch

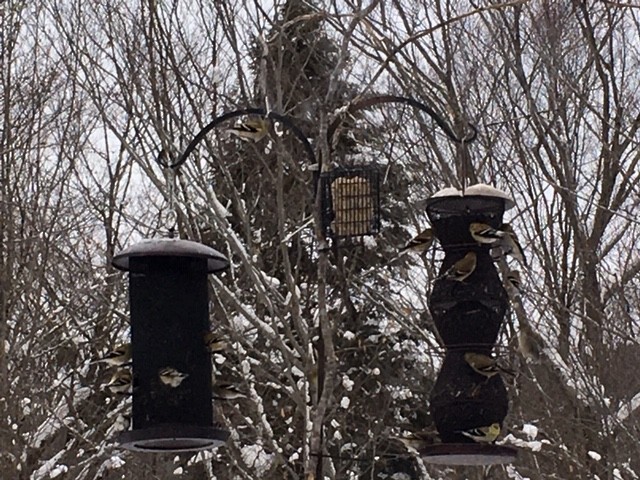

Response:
(112, 238), (230, 452)
(317, 166), (381, 239)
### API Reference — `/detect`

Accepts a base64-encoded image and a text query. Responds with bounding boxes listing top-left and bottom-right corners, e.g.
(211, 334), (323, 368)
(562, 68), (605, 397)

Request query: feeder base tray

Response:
(119, 424), (229, 452)
(419, 443), (517, 465)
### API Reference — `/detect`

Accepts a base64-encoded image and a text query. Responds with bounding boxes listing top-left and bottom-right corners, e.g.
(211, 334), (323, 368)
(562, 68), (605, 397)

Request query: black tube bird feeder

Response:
(112, 238), (230, 452)
(420, 184), (518, 465)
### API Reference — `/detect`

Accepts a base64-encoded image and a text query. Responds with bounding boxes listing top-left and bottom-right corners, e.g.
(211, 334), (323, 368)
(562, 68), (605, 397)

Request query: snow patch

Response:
(342, 375), (354, 391)
(506, 465), (531, 480)
(342, 330), (355, 340)
(588, 451), (602, 461)
(522, 423), (538, 440)
(49, 465), (68, 478)
(502, 434), (542, 452)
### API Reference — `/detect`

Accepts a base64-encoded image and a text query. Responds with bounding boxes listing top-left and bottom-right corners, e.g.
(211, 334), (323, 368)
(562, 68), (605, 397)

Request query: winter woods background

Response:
(2, 0), (640, 478)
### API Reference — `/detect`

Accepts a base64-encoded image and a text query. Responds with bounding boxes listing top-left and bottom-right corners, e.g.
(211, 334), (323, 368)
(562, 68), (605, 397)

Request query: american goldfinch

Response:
(400, 228), (434, 253)
(212, 383), (247, 400)
(459, 423), (501, 443)
(204, 332), (228, 353)
(92, 343), (131, 366)
(499, 223), (528, 266)
(106, 369), (133, 394)
(518, 321), (545, 362)
(392, 430), (439, 450)
(506, 269), (522, 295)
(440, 251), (477, 282)
(158, 367), (189, 388)
(226, 118), (269, 142)
(464, 352), (515, 378)
(469, 222), (505, 245)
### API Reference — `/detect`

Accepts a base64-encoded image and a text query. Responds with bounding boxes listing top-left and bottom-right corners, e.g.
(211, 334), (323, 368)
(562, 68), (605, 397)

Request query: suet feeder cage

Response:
(317, 166), (381, 240)
(421, 184), (517, 465)
(112, 238), (230, 452)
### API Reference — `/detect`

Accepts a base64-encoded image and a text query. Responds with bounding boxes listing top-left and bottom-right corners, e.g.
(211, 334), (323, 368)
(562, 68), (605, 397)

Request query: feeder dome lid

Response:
(112, 238), (229, 273)
(429, 184), (515, 210)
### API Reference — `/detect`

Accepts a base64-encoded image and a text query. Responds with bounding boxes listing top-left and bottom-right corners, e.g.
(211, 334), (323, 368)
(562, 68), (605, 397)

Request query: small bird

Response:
(226, 118), (269, 142)
(105, 369), (133, 394)
(92, 344), (131, 366)
(400, 228), (434, 253)
(469, 222), (505, 245)
(464, 352), (515, 379)
(390, 431), (440, 450)
(204, 332), (228, 353)
(518, 321), (545, 362)
(158, 367), (189, 388)
(440, 252), (477, 282)
(506, 269), (522, 295)
(459, 423), (501, 443)
(499, 223), (528, 266)
(212, 383), (247, 400)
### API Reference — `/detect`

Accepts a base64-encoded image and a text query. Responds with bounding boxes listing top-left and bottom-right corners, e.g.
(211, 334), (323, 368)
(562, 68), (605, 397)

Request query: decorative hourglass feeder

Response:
(420, 184), (518, 465)
(112, 238), (230, 452)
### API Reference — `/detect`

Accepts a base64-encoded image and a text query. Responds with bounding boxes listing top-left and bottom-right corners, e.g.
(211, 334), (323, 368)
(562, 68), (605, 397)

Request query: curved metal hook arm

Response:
(162, 108), (316, 170)
(327, 95), (477, 146)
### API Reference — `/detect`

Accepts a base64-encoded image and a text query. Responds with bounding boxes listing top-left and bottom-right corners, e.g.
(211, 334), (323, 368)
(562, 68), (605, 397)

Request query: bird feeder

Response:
(112, 238), (230, 452)
(317, 165), (381, 240)
(420, 184), (517, 465)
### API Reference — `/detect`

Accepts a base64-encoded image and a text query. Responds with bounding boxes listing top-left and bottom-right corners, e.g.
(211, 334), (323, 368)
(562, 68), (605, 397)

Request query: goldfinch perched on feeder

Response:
(212, 383), (247, 400)
(400, 228), (434, 253)
(440, 251), (477, 282)
(459, 423), (501, 443)
(105, 369), (133, 394)
(464, 352), (515, 378)
(92, 343), (131, 366)
(469, 222), (506, 245)
(158, 367), (189, 388)
(392, 430), (439, 450)
(226, 118), (269, 142)
(204, 332), (228, 353)
(499, 223), (528, 266)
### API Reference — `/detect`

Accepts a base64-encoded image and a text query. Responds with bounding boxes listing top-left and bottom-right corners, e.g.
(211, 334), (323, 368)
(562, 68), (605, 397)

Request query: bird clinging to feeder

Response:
(464, 352), (515, 379)
(469, 222), (506, 245)
(400, 228), (434, 253)
(204, 332), (228, 353)
(159, 367), (189, 388)
(212, 383), (247, 400)
(439, 251), (477, 282)
(106, 369), (133, 394)
(498, 223), (527, 267)
(459, 423), (501, 443)
(92, 344), (131, 366)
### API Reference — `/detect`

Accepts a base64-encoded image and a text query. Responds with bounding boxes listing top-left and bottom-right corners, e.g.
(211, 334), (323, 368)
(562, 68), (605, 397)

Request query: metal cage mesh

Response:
(319, 166), (381, 239)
